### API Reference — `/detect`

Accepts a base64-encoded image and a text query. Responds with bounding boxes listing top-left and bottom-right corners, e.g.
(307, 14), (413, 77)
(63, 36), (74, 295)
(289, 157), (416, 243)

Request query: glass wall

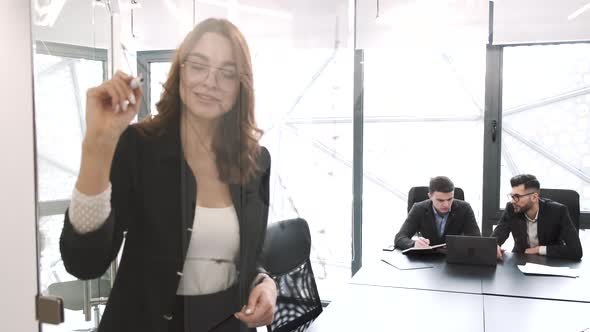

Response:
(358, 0), (488, 262)
(499, 43), (590, 211)
(257, 48), (354, 298)
(132, 0), (354, 300)
(29, 1), (590, 330)
(32, 1), (111, 331)
(34, 51), (105, 202)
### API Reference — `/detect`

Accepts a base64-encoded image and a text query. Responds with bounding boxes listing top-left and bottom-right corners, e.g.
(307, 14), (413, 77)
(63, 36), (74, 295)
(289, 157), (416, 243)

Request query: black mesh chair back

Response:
(540, 188), (580, 232)
(407, 186), (465, 213)
(260, 218), (322, 332)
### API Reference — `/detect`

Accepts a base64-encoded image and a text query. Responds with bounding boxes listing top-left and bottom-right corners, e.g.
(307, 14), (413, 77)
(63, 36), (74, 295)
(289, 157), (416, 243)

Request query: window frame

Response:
(136, 50), (175, 120)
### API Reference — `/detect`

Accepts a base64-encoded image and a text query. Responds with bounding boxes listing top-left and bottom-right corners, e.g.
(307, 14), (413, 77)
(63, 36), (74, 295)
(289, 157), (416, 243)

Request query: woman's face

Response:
(180, 32), (240, 120)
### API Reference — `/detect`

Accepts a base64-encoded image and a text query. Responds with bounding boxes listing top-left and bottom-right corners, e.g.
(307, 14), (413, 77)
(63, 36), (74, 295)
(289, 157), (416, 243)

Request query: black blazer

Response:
(492, 198), (582, 261)
(60, 116), (271, 332)
(394, 199), (481, 250)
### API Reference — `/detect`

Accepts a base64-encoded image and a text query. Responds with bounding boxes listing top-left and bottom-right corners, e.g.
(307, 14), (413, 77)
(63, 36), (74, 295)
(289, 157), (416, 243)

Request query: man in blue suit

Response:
(395, 176), (481, 250)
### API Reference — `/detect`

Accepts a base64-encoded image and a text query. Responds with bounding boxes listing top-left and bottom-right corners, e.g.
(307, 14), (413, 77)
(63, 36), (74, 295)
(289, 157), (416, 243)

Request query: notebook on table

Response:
(401, 243), (446, 254)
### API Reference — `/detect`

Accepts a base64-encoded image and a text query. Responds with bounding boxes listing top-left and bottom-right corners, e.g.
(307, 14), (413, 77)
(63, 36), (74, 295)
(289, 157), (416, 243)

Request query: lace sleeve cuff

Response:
(68, 184), (112, 234)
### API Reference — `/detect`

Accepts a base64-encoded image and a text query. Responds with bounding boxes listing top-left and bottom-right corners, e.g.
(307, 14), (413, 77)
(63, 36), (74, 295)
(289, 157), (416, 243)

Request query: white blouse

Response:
(176, 205), (240, 295)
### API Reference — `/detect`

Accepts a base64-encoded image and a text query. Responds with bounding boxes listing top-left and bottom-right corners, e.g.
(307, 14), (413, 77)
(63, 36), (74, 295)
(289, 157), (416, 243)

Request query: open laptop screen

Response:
(446, 235), (497, 266)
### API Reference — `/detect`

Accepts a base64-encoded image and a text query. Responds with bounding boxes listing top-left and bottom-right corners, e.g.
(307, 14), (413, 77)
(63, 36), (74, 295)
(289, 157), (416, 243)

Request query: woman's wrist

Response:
(77, 138), (116, 196)
(82, 135), (117, 156)
(261, 274), (277, 294)
(251, 273), (276, 293)
(253, 273), (270, 285)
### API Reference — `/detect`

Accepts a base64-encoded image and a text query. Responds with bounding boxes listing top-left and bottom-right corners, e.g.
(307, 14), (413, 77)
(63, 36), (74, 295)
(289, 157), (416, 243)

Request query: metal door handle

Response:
(491, 120), (497, 142)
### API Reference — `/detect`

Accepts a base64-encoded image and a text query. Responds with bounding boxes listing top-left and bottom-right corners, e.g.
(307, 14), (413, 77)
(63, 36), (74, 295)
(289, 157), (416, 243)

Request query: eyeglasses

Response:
(181, 60), (239, 92)
(507, 192), (536, 202)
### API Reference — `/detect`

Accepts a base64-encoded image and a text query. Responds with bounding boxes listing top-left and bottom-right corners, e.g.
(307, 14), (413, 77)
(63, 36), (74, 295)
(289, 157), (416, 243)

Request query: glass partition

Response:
(28, 1), (589, 331)
(357, 0), (488, 262)
(34, 3), (355, 332)
(32, 0), (111, 330)
(129, 0), (355, 302)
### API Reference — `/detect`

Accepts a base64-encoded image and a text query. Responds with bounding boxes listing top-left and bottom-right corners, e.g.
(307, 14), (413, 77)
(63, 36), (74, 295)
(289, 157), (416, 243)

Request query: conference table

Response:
(308, 249), (590, 331)
(352, 250), (590, 302)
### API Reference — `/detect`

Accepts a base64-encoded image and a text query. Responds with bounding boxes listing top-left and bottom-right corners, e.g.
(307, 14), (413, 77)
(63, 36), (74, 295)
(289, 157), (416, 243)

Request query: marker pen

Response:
(117, 75), (143, 112)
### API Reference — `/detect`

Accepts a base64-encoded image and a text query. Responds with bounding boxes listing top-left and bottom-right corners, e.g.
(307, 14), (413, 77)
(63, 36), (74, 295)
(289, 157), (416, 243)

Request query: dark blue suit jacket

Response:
(395, 199), (481, 250)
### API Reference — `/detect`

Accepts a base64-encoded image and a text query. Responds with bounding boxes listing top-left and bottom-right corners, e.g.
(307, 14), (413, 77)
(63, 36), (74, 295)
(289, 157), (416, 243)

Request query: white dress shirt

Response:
(524, 208), (547, 256)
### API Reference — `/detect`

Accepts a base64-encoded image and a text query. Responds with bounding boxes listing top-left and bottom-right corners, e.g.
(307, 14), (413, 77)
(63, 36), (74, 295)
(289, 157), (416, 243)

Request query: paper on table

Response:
(381, 251), (433, 270)
(381, 258), (433, 270)
(517, 262), (580, 278)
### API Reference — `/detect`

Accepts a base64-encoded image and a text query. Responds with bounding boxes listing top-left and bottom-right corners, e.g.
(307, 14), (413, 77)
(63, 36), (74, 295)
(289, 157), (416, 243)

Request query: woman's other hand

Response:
(234, 275), (277, 327)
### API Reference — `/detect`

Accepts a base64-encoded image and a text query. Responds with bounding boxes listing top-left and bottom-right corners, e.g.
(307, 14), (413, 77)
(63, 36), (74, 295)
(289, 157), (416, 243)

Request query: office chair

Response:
(540, 188), (580, 232)
(407, 186), (465, 213)
(261, 218), (323, 332)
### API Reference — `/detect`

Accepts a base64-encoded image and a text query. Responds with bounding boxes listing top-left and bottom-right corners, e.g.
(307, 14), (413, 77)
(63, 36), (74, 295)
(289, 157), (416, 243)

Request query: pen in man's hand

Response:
(416, 231), (430, 247)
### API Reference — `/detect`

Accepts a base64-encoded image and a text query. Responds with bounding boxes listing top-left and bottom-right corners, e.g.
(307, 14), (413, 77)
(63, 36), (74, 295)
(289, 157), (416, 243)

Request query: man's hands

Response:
(234, 275), (277, 328)
(414, 237), (431, 248)
(496, 245), (505, 261)
(497, 245), (542, 260)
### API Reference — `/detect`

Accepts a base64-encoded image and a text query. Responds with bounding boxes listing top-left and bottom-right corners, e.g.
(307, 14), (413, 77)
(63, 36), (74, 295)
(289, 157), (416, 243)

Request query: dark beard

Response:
(514, 201), (533, 214)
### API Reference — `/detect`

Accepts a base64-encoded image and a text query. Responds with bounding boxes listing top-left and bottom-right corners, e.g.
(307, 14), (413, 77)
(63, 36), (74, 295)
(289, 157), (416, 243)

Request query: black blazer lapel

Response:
(229, 184), (243, 225)
(442, 201), (460, 237)
(180, 157), (197, 257)
(442, 211), (454, 238)
(515, 216), (528, 250)
(229, 184), (245, 263)
(536, 200), (546, 245)
(151, 115), (196, 261)
(229, 184), (245, 270)
(230, 183), (248, 305)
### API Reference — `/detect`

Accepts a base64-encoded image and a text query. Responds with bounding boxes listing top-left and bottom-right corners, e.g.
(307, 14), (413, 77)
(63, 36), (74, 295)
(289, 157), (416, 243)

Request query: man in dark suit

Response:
(492, 174), (582, 261)
(395, 176), (481, 250)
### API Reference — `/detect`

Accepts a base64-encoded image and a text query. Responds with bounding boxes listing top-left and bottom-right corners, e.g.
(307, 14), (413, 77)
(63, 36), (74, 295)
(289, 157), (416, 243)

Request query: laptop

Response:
(446, 235), (497, 266)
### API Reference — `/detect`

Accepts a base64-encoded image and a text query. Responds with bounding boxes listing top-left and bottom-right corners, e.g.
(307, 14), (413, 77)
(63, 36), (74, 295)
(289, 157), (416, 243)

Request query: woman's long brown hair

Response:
(136, 18), (262, 184)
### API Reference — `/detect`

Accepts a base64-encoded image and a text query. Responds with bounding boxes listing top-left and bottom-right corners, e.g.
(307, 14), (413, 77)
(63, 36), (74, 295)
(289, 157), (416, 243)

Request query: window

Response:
(34, 51), (105, 202)
(500, 44), (590, 212)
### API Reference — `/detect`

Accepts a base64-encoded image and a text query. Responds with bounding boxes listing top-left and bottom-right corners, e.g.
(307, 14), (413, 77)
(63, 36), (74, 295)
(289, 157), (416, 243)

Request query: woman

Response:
(60, 18), (276, 332)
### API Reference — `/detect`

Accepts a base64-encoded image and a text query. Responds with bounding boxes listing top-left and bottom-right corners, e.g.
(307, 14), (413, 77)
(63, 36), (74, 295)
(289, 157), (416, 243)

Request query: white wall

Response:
(0, 1), (39, 331)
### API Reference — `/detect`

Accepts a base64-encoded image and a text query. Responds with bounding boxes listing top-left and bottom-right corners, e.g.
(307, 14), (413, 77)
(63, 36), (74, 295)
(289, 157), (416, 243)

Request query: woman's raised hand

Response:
(84, 70), (143, 148)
